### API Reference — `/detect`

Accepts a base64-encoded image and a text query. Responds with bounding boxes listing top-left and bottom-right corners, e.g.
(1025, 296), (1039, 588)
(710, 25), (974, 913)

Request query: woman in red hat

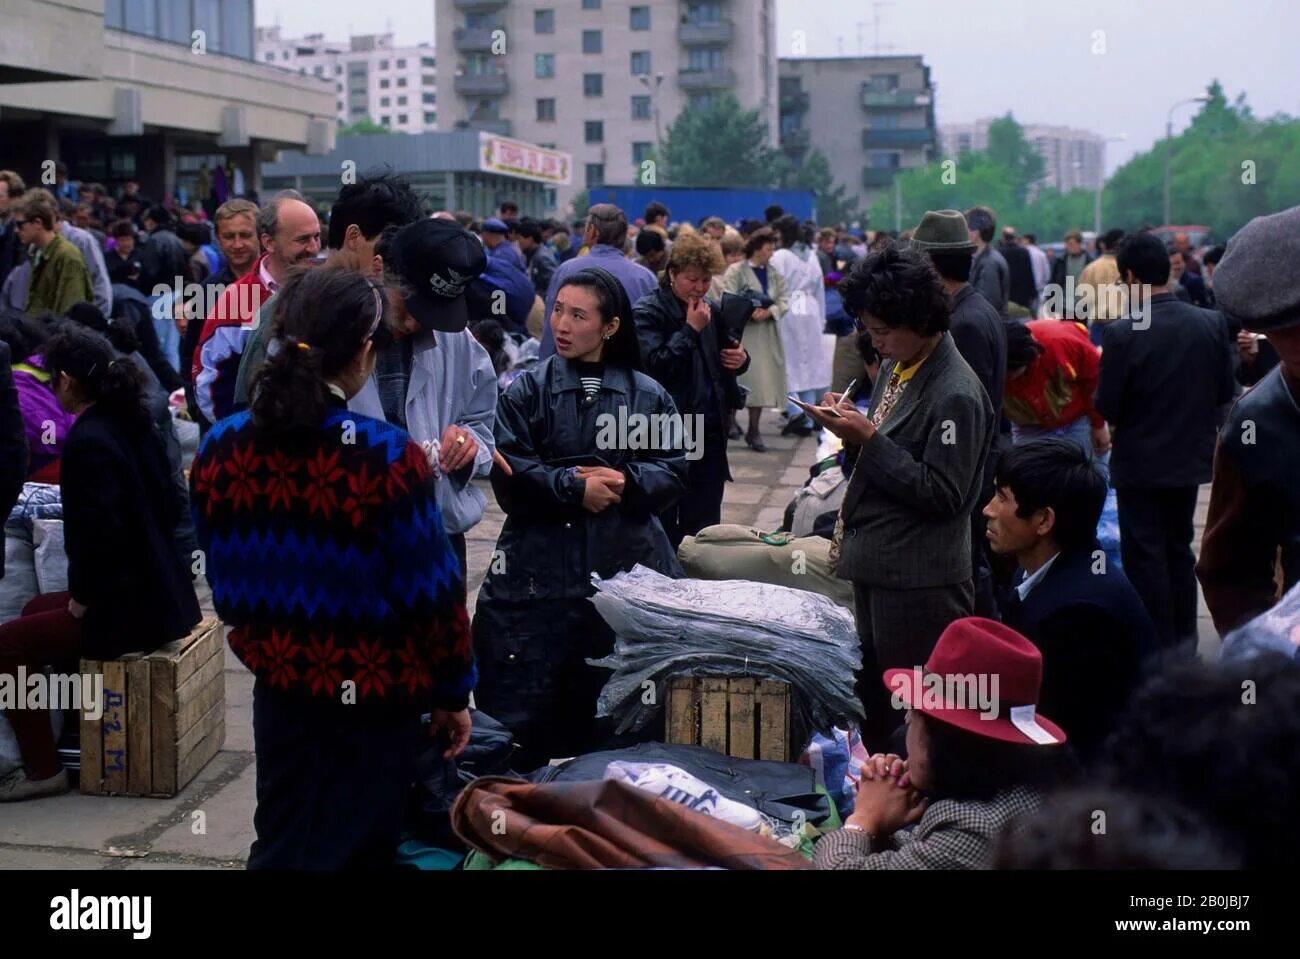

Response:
(813, 617), (1075, 869)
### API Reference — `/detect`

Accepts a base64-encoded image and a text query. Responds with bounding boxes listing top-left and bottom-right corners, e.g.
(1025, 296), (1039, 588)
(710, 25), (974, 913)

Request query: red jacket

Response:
(193, 254), (272, 425)
(1003, 320), (1103, 430)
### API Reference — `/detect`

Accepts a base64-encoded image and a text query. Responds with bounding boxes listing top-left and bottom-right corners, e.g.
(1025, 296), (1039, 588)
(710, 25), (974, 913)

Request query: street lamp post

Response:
(1164, 94), (1210, 225)
(1095, 134), (1126, 234)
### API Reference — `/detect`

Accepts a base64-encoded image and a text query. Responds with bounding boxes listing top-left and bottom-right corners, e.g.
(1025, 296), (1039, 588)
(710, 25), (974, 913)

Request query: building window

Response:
(335, 82), (343, 91)
(265, 53), (275, 62)
(337, 101), (344, 112)
(691, 94), (714, 110)
(380, 78), (390, 89)
(582, 0), (601, 8)
(350, 88), (367, 98)
(870, 113), (900, 129)
(868, 74), (900, 93)
(424, 112), (437, 124)
(584, 74), (603, 97)
(381, 116), (391, 126)
(585, 121), (604, 143)
(314, 65), (324, 76)
(380, 59), (389, 70)
(423, 92), (436, 104)
(632, 142), (654, 165)
(582, 30), (602, 54)
(535, 54), (555, 79)
(537, 98), (556, 122)
(335, 65), (343, 75)
(535, 9), (554, 33)
(350, 106), (365, 116)
(688, 48), (723, 71)
(398, 114), (408, 125)
(397, 77), (407, 87)
(869, 151), (901, 169)
(397, 95), (408, 106)
(630, 6), (651, 30)
(380, 96), (390, 107)
(687, 3), (723, 23)
(632, 95), (651, 120)
(423, 74), (435, 85)
(421, 56), (435, 68)
(282, 51), (289, 60)
(586, 163), (605, 186)
(631, 51), (651, 75)
(396, 58), (406, 68)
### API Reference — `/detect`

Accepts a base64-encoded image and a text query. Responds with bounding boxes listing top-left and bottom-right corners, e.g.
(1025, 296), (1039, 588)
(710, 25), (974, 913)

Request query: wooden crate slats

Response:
(665, 673), (792, 762)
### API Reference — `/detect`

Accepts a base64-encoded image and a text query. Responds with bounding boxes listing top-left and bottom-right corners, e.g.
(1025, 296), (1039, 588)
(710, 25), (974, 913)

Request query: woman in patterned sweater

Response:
(190, 266), (475, 870)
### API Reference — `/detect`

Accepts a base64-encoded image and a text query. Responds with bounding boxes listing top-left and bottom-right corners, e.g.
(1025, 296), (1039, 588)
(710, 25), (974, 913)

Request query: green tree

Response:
(781, 149), (864, 226)
(338, 118), (390, 135)
(985, 113), (1045, 205)
(660, 92), (784, 187)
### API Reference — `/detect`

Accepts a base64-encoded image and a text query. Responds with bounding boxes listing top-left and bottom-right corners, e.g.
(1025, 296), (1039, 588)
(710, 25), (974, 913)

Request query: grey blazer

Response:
(837, 333), (995, 589)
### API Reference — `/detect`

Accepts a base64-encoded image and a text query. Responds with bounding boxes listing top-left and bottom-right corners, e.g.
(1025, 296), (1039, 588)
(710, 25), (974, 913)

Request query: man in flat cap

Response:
(1196, 205), (1300, 634)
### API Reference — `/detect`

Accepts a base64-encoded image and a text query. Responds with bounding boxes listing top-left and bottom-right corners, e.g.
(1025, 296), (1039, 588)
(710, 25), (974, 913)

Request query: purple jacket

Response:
(12, 354), (76, 477)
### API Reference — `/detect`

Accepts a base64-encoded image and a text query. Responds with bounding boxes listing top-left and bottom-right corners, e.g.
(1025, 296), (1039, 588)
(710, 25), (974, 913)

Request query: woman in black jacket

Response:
(634, 233), (750, 548)
(473, 267), (688, 771)
(0, 325), (200, 802)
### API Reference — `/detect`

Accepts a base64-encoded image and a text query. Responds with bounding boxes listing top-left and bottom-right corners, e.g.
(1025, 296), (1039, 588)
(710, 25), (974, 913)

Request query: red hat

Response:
(882, 618), (1067, 747)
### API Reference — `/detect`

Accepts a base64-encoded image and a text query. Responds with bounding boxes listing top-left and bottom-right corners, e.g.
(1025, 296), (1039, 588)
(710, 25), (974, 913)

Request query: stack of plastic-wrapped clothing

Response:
(587, 565), (864, 738)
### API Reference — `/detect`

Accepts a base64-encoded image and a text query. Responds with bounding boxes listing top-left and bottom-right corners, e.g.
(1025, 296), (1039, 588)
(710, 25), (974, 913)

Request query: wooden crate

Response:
(664, 676), (792, 762)
(80, 619), (225, 797)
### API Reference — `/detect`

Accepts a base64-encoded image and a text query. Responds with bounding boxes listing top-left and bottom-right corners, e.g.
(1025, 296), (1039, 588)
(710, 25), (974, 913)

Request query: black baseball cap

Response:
(386, 218), (487, 333)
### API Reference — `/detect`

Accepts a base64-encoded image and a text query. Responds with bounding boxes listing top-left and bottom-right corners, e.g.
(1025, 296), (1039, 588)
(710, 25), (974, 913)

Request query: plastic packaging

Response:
(1220, 580), (1300, 664)
(587, 565), (865, 738)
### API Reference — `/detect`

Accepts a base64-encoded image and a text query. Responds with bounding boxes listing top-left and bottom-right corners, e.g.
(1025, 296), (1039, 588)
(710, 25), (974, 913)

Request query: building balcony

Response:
(779, 90), (810, 113)
(454, 72), (509, 96)
(453, 0), (507, 10)
(781, 129), (810, 151)
(677, 67), (736, 90)
(862, 128), (934, 148)
(453, 27), (499, 53)
(678, 20), (735, 45)
(863, 167), (900, 188)
(458, 118), (512, 136)
(862, 89), (932, 109)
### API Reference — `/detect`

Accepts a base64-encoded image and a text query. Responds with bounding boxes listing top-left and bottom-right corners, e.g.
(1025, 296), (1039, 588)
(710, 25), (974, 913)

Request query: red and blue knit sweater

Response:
(189, 402), (476, 711)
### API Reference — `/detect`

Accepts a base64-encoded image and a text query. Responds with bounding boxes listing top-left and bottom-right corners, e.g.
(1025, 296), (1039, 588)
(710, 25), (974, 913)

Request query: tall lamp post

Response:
(639, 72), (665, 151)
(1164, 94), (1210, 226)
(1094, 134), (1126, 234)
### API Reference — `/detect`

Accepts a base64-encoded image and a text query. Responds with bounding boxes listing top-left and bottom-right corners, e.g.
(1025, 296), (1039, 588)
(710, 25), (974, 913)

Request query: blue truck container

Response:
(586, 186), (817, 226)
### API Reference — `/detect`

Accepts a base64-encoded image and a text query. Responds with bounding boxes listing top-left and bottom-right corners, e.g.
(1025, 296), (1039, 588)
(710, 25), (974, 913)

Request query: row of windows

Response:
(264, 54), (435, 80)
(268, 50), (430, 69)
(534, 50), (656, 79)
(533, 5), (651, 32)
(344, 109), (438, 126)
(536, 96), (652, 121)
(105, 0), (254, 60)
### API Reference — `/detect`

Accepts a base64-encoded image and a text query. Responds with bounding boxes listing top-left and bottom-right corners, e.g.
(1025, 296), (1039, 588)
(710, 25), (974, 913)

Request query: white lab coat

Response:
(770, 245), (831, 394)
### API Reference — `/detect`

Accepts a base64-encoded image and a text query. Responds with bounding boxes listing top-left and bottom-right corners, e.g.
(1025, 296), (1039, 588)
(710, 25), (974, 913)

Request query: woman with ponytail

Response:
(472, 266), (688, 771)
(0, 325), (200, 802)
(189, 266), (475, 870)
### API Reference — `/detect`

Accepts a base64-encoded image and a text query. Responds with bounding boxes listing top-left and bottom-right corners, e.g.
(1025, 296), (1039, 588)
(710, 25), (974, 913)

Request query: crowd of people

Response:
(0, 163), (1296, 874)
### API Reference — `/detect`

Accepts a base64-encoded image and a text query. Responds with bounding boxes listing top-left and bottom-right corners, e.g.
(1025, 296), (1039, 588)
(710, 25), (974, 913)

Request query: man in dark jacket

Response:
(911, 210), (1007, 618)
(1048, 229), (1092, 318)
(0, 171), (28, 293)
(634, 259), (751, 547)
(516, 217), (558, 299)
(965, 206), (1009, 316)
(1095, 232), (1235, 650)
(984, 438), (1156, 763)
(999, 227), (1037, 312)
(1197, 205), (1300, 634)
(139, 205), (189, 295)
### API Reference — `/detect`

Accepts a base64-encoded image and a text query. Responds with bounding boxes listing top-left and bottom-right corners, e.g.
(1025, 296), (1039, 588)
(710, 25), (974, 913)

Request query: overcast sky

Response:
(257, 0), (1297, 174)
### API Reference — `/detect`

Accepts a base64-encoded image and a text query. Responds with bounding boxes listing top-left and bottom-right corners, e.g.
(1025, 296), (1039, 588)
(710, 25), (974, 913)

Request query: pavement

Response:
(0, 412), (1220, 870)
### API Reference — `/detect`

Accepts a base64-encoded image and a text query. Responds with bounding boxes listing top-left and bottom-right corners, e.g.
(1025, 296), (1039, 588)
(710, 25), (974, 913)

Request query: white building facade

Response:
(940, 119), (1104, 194)
(256, 27), (438, 133)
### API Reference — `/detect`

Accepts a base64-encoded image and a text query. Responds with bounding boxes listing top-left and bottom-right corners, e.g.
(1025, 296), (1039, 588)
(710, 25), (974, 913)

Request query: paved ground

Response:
(0, 414), (1219, 869)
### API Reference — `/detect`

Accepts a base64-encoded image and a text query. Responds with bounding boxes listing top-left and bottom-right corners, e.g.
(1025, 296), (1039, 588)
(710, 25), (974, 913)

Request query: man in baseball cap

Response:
(478, 215), (526, 272)
(349, 219), (499, 595)
(1197, 205), (1300, 634)
(385, 216), (486, 333)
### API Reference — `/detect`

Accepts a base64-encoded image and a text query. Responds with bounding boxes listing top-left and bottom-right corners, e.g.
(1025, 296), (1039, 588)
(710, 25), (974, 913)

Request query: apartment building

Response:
(436, 0), (779, 214)
(256, 27), (438, 133)
(778, 55), (936, 212)
(940, 119), (1105, 193)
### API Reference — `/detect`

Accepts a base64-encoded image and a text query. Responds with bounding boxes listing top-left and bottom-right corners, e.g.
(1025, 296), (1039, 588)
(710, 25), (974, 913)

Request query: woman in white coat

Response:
(770, 216), (830, 435)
